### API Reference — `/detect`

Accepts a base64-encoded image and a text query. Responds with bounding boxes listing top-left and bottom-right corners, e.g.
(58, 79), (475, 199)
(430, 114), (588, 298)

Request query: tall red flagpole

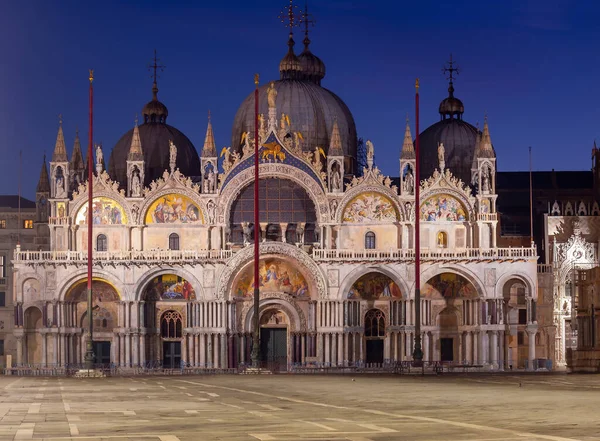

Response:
(84, 70), (95, 369)
(413, 79), (423, 364)
(251, 74), (261, 369)
(529, 146), (533, 247)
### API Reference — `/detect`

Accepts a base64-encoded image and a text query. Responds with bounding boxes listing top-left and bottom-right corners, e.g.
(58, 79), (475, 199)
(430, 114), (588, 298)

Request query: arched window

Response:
(437, 231), (448, 248)
(96, 234), (107, 252)
(161, 310), (183, 339)
(365, 232), (376, 249)
(169, 233), (180, 250)
(365, 309), (385, 338)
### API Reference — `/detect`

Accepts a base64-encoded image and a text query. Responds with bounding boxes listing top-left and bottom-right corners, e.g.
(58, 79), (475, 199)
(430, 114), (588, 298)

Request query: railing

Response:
(49, 217), (71, 226)
(537, 264), (553, 274)
(313, 247), (537, 262)
(13, 249), (234, 263)
(477, 213), (498, 221)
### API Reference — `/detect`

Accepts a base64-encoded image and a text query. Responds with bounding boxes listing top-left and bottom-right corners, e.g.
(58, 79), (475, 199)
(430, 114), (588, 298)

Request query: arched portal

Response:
(423, 272), (478, 362)
(364, 309), (386, 364)
(66, 279), (120, 365)
(502, 278), (530, 369)
(141, 273), (196, 367)
(24, 307), (43, 365)
(259, 308), (289, 371)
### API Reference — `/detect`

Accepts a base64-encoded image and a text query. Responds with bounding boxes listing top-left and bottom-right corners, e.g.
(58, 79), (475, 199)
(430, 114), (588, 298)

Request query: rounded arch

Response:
(337, 185), (405, 224)
(217, 242), (327, 300)
(134, 267), (205, 301)
(141, 191), (205, 225)
(71, 193), (132, 226)
(495, 271), (536, 300)
(22, 278), (41, 302)
(218, 164), (329, 225)
(416, 265), (485, 299)
(338, 265), (409, 301)
(65, 278), (121, 303)
(419, 188), (475, 222)
(23, 306), (43, 329)
(242, 296), (303, 333)
(57, 270), (127, 302)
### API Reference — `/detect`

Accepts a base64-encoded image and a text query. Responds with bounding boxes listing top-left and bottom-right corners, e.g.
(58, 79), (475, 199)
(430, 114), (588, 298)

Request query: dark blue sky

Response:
(2, 0), (599, 198)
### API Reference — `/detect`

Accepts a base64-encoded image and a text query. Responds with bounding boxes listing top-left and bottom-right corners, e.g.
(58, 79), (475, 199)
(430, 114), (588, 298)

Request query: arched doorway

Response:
(141, 273), (196, 367)
(24, 307), (43, 365)
(364, 309), (385, 364)
(423, 272), (478, 362)
(66, 279), (120, 365)
(161, 310), (183, 368)
(502, 278), (529, 369)
(260, 309), (289, 370)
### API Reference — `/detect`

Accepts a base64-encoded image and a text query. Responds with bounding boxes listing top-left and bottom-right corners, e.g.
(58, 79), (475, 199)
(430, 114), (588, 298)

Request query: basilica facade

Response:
(9, 23), (549, 372)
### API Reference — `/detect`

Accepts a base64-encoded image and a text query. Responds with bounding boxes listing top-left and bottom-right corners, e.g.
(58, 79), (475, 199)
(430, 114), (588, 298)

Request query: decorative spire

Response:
(329, 118), (343, 156)
(128, 116), (144, 161)
(202, 111), (216, 157)
(479, 115), (495, 157)
(278, 0), (302, 80)
(148, 49), (165, 101)
(400, 116), (415, 159)
(52, 115), (68, 162)
(36, 154), (50, 193)
(70, 128), (85, 171)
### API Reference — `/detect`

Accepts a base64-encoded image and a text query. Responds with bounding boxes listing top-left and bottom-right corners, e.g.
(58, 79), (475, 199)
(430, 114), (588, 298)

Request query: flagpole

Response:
(84, 70), (95, 370)
(251, 74), (261, 369)
(413, 79), (423, 365)
(529, 146), (533, 247)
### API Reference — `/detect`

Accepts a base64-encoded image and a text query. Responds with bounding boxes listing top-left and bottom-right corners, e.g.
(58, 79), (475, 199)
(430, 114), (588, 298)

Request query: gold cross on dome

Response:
(279, 0), (301, 31)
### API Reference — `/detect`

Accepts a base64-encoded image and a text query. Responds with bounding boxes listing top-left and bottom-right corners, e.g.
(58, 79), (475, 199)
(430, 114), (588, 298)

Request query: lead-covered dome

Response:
(232, 33), (357, 170)
(108, 83), (200, 187)
(418, 77), (495, 184)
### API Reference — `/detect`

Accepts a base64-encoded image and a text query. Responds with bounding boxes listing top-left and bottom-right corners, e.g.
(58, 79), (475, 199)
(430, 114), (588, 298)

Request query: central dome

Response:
(232, 33), (357, 172)
(108, 81), (200, 187)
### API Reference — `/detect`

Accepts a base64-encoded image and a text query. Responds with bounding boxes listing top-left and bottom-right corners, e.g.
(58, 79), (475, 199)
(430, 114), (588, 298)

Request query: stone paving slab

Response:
(0, 374), (598, 441)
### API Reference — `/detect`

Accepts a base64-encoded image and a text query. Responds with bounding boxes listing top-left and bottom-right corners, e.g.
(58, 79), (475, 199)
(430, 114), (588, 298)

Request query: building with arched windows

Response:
(9, 10), (567, 372)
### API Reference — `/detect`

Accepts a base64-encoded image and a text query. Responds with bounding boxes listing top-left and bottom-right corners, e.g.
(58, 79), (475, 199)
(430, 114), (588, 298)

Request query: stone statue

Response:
(267, 81), (277, 108)
(241, 222), (252, 246)
(331, 167), (341, 191)
(482, 167), (490, 192)
(131, 204), (140, 223)
(366, 140), (374, 167)
(207, 200), (216, 224)
(404, 168), (414, 194)
(207, 168), (216, 193)
(438, 142), (445, 169)
(314, 146), (326, 170)
(55, 175), (66, 198)
(224, 225), (231, 243)
(169, 140), (177, 172)
(330, 199), (338, 219)
(220, 147), (232, 172)
(314, 223), (320, 243)
(258, 114), (266, 141)
(131, 167), (141, 197)
(96, 144), (103, 167)
(296, 222), (305, 243)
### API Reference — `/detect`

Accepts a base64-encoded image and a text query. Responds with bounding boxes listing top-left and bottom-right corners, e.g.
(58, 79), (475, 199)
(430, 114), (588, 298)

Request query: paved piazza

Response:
(0, 374), (598, 441)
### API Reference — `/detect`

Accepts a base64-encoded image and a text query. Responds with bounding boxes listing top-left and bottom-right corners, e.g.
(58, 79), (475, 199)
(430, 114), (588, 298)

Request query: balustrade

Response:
(313, 246), (537, 262)
(13, 248), (233, 263)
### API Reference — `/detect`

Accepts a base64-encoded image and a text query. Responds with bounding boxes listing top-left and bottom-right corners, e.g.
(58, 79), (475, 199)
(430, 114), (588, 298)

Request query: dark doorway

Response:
(260, 328), (287, 370)
(441, 338), (454, 362)
(93, 341), (111, 365)
(163, 341), (181, 369)
(366, 339), (384, 364)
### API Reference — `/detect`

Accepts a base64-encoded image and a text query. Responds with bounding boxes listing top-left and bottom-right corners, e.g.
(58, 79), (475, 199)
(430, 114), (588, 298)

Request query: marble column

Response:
(16, 336), (23, 365)
(528, 330), (537, 370)
(41, 332), (47, 367)
(490, 331), (498, 367)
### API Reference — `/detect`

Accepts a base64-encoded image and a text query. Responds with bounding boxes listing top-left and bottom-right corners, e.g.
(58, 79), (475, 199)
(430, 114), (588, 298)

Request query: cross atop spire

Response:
(300, 2), (316, 49)
(443, 54), (460, 84)
(148, 49), (166, 100)
(279, 0), (301, 33)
